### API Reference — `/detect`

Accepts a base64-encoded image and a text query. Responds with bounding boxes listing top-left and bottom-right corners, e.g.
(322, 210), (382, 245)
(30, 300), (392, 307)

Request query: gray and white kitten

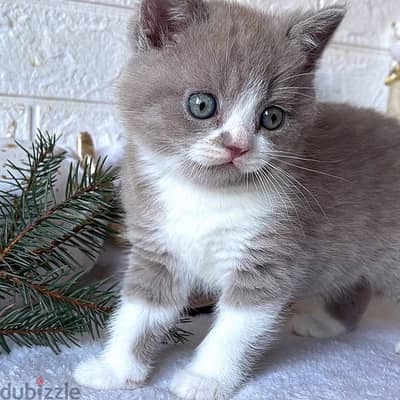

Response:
(74, 0), (400, 398)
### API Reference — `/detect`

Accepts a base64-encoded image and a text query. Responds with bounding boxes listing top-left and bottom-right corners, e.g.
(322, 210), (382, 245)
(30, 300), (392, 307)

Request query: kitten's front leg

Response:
(171, 299), (286, 400)
(73, 255), (189, 390)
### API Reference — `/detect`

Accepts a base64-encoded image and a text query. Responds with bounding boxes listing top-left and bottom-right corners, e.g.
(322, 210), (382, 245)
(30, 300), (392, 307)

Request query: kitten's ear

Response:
(132, 0), (208, 50)
(287, 5), (346, 68)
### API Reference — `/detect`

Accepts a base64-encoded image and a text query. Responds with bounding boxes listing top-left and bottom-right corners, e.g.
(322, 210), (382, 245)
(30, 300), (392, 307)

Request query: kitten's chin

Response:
(180, 160), (251, 187)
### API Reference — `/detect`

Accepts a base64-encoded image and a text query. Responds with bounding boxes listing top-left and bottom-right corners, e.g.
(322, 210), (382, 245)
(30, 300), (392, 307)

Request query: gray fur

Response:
(325, 280), (372, 330)
(115, 0), (400, 396)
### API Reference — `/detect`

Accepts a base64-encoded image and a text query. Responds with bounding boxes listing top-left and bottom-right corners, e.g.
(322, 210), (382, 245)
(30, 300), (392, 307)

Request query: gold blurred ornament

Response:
(77, 132), (96, 174)
(385, 64), (400, 87)
(386, 22), (400, 120)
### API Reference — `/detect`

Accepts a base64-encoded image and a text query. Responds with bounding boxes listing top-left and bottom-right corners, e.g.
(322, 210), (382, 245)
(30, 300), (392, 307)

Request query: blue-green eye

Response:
(261, 106), (285, 130)
(188, 93), (217, 120)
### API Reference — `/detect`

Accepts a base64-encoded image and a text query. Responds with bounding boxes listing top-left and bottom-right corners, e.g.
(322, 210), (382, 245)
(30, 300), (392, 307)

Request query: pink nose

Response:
(221, 131), (250, 160)
(225, 144), (249, 160)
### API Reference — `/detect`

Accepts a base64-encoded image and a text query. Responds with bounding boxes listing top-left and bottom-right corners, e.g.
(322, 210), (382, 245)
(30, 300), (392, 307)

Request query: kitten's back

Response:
(298, 102), (400, 298)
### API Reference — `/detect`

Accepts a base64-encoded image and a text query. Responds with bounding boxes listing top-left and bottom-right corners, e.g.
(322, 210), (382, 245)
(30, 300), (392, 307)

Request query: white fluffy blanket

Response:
(1, 301), (399, 400)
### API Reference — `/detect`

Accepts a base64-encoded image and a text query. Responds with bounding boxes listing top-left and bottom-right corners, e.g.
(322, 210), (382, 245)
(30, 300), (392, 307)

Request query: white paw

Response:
(291, 312), (347, 339)
(73, 356), (147, 390)
(170, 370), (231, 400)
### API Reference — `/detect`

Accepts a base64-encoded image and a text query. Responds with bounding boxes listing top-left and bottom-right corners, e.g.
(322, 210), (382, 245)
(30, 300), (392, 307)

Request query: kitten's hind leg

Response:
(292, 280), (371, 338)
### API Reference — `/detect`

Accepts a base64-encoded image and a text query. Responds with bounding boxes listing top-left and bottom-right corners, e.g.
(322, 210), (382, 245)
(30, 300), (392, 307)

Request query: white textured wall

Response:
(0, 0), (399, 149)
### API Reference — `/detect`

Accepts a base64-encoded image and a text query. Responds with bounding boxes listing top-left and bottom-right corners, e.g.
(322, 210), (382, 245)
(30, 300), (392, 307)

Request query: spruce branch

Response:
(0, 132), (120, 353)
(0, 132), (192, 354)
(0, 271), (113, 313)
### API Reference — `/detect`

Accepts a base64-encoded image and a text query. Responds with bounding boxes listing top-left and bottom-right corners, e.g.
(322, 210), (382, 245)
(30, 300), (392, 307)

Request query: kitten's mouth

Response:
(194, 158), (240, 169)
(182, 158), (256, 185)
(217, 160), (240, 168)
(211, 154), (245, 168)
(191, 159), (240, 172)
(186, 155), (251, 177)
(223, 157), (247, 169)
(211, 160), (246, 174)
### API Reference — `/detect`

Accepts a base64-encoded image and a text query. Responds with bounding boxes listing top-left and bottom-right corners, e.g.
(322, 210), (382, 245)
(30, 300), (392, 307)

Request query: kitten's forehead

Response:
(166, 5), (294, 98)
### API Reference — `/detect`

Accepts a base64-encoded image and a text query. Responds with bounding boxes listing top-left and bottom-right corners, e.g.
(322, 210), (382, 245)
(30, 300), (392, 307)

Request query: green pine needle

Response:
(0, 131), (191, 354)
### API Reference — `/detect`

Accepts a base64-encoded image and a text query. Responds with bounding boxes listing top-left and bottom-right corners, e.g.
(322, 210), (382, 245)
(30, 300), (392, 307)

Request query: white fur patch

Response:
(135, 143), (279, 291)
(155, 172), (277, 289)
(171, 303), (283, 398)
(222, 90), (258, 137)
(73, 298), (178, 389)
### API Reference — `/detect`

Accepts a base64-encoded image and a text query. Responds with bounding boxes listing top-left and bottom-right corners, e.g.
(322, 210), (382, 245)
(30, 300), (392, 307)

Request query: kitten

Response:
(74, 0), (400, 399)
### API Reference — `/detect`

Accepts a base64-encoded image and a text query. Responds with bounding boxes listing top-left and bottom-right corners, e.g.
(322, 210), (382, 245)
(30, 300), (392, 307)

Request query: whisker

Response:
(260, 168), (292, 214)
(270, 90), (316, 101)
(264, 161), (313, 212)
(265, 168), (306, 237)
(266, 152), (342, 164)
(279, 71), (316, 81)
(275, 159), (348, 182)
(273, 86), (315, 91)
(257, 168), (290, 219)
(254, 170), (276, 212)
(271, 61), (314, 83)
(274, 72), (316, 86)
(265, 160), (327, 218)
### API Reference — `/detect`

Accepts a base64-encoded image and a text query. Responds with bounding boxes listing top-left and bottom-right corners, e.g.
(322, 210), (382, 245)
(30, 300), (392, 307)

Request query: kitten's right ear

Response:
(287, 5), (346, 69)
(130, 0), (208, 51)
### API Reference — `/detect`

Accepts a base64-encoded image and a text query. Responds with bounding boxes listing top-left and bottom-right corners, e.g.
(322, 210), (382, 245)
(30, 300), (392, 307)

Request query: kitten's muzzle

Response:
(221, 131), (250, 161)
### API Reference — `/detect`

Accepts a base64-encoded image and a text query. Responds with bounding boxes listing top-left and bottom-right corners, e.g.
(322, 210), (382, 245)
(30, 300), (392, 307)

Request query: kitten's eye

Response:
(188, 93), (217, 120)
(261, 106), (285, 130)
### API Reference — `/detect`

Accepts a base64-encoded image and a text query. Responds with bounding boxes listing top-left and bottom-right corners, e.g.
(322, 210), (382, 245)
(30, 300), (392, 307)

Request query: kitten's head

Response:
(119, 0), (345, 186)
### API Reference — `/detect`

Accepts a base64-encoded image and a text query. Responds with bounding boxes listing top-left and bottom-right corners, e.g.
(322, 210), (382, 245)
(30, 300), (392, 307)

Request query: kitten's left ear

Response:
(132, 0), (208, 51)
(287, 5), (346, 68)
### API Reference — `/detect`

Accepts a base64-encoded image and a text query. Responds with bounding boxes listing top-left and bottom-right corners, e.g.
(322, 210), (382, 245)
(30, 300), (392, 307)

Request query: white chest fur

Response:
(154, 174), (275, 288)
